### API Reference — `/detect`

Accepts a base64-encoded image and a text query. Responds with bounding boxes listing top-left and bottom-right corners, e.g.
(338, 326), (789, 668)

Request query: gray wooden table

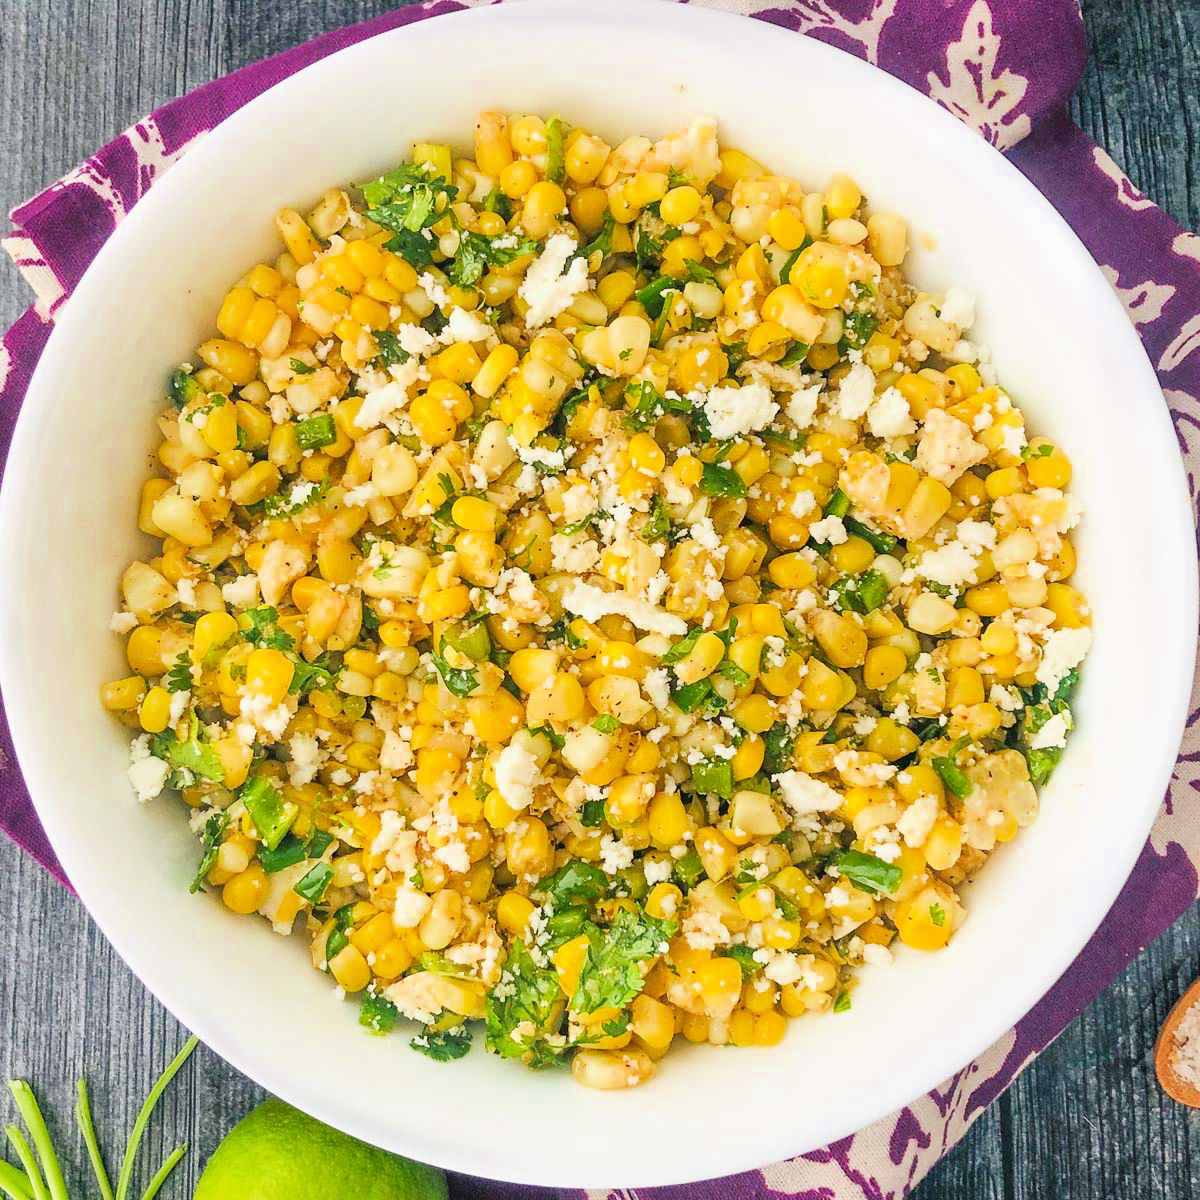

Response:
(1, 1), (1198, 1195)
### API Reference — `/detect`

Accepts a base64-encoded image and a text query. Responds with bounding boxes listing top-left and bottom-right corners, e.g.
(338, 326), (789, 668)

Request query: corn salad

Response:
(103, 112), (1091, 1088)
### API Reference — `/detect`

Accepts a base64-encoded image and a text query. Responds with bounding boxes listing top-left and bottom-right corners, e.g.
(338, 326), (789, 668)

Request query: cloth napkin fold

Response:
(3, 2), (1199, 1197)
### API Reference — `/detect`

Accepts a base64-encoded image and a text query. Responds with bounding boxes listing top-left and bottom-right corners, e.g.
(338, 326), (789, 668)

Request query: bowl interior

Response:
(1, 0), (1193, 1188)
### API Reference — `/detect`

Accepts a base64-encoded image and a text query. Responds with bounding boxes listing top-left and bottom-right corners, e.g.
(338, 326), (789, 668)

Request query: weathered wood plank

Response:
(1, 3), (1197, 1197)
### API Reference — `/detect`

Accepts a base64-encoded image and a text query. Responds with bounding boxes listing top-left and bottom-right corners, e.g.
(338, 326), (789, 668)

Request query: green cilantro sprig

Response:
(0, 1039), (198, 1200)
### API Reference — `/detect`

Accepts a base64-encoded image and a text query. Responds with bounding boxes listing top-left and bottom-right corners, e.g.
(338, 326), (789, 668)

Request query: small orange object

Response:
(1155, 976), (1200, 1107)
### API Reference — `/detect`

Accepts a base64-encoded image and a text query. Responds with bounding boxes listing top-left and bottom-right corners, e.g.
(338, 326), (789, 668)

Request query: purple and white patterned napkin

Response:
(3, 3), (1199, 1197)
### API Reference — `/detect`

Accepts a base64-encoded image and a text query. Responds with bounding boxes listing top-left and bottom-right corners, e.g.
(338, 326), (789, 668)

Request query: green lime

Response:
(193, 1098), (448, 1200)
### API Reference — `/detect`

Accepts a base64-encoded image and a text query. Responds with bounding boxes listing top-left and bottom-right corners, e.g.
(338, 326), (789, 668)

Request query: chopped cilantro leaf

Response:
(480, 186), (513, 221)
(289, 358), (315, 375)
(633, 274), (682, 319)
(591, 714), (620, 734)
(261, 478), (328, 520)
(670, 676), (726, 717)
(372, 329), (409, 368)
(776, 341), (809, 367)
(290, 652), (339, 695)
(361, 161), (456, 235)
(411, 1026), (473, 1061)
(572, 908), (677, 1014)
(762, 723), (797, 775)
(294, 413), (336, 451)
(189, 811), (229, 893)
(450, 231), (539, 287)
(359, 991), (399, 1035)
(239, 606), (295, 651)
(622, 379), (691, 432)
(527, 724), (566, 750)
(259, 834), (309, 874)
(431, 650), (480, 698)
(831, 849), (902, 895)
(642, 495), (671, 542)
(931, 752), (973, 798)
(661, 626), (704, 665)
(165, 652), (193, 694)
(582, 211), (616, 259)
(383, 227), (437, 269)
(537, 859), (608, 908)
(167, 368), (203, 410)
(699, 462), (747, 498)
(839, 310), (878, 354)
(485, 940), (566, 1067)
(150, 728), (224, 787)
(719, 944), (763, 981)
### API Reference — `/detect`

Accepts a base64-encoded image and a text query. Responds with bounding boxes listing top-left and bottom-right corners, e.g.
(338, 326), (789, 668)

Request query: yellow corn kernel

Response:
(767, 552), (816, 590)
(645, 882), (682, 921)
(829, 536), (875, 575)
(628, 432), (666, 475)
(825, 172), (862, 219)
(137, 685), (171, 733)
(222, 862), (267, 915)
(1045, 582), (1089, 629)
(466, 690), (524, 743)
(497, 892), (536, 936)
(802, 659), (843, 711)
(647, 792), (689, 848)
(275, 208), (320, 265)
(228, 460), (281, 507)
(451, 495), (499, 532)
(101, 675), (146, 712)
(245, 647), (294, 703)
(965, 582), (1011, 618)
(894, 885), (955, 951)
(730, 693), (775, 734)
(863, 644), (907, 690)
(673, 631), (725, 685)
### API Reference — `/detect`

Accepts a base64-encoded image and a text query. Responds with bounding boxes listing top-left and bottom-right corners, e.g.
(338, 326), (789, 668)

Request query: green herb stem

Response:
(7, 1084), (67, 1200)
(0, 1160), (35, 1200)
(113, 1037), (199, 1200)
(2, 1126), (46, 1200)
(74, 1080), (116, 1200)
(136, 1145), (187, 1200)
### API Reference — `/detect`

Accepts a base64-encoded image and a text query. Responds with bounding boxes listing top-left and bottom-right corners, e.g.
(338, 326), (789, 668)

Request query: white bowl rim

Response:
(1, 0), (1195, 1187)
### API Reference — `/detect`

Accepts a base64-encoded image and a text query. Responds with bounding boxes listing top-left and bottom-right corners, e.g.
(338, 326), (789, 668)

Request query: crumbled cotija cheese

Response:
(776, 770), (843, 815)
(563, 581), (686, 637)
(1035, 627), (1093, 696)
(866, 386), (915, 438)
(699, 380), (778, 440)
(832, 362), (878, 421)
(495, 741), (541, 811)
(518, 233), (590, 327)
(127, 735), (169, 803)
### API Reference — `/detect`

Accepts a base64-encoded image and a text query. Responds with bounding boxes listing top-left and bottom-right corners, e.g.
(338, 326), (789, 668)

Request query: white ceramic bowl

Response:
(1, 0), (1194, 1187)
